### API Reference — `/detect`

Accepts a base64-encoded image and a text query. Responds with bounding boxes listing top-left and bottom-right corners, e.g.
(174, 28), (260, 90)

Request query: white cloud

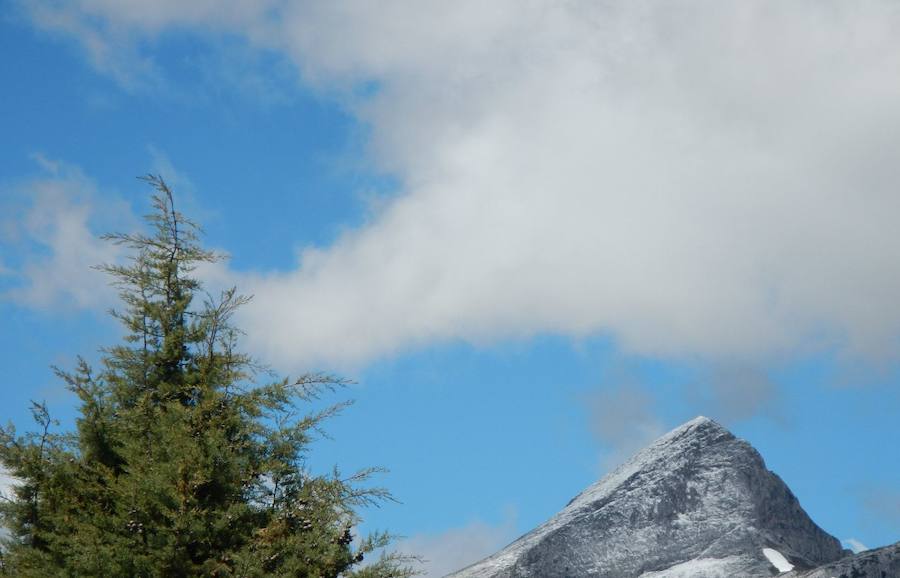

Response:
(0, 467), (18, 501)
(1, 160), (132, 311)
(843, 538), (869, 554)
(0, 466), (20, 542)
(396, 516), (517, 578)
(20, 1), (900, 370)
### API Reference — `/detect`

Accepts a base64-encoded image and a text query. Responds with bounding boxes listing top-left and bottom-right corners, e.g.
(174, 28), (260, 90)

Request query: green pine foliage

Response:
(0, 177), (417, 577)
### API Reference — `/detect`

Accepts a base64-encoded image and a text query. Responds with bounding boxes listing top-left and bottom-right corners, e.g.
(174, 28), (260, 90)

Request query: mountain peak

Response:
(561, 416), (736, 515)
(684, 414), (714, 425)
(448, 416), (846, 578)
(662, 415), (729, 441)
(647, 415), (730, 447)
(681, 414), (716, 428)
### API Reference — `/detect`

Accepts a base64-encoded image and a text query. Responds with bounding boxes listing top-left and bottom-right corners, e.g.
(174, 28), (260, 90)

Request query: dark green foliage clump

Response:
(0, 177), (416, 577)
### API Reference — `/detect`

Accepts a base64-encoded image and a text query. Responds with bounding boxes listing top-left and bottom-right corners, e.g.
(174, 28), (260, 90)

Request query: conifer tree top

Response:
(0, 177), (417, 578)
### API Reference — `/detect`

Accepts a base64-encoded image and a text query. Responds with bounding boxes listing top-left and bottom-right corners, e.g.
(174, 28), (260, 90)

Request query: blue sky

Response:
(2, 2), (900, 575)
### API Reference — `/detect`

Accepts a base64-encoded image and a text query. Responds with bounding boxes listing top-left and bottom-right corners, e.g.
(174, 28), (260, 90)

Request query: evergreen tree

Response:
(0, 177), (416, 577)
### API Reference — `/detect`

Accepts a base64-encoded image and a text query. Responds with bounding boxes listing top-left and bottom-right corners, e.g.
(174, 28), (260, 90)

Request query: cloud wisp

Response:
(843, 538), (869, 554)
(19, 1), (900, 372)
(0, 159), (132, 311)
(395, 516), (517, 578)
(586, 384), (665, 472)
(687, 365), (785, 426)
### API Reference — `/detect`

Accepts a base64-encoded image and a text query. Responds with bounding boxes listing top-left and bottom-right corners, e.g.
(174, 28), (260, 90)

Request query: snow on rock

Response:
(637, 556), (753, 577)
(763, 548), (795, 572)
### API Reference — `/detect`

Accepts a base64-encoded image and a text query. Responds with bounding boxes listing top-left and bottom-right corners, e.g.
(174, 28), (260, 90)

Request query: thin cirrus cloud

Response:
(18, 1), (900, 371)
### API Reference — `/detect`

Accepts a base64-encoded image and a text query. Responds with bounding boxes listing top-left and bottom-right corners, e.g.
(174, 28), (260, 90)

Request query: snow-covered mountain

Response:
(447, 416), (898, 578)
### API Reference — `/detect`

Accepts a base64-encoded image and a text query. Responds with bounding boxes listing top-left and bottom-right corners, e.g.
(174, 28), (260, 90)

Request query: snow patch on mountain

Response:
(638, 556), (752, 577)
(763, 548), (794, 572)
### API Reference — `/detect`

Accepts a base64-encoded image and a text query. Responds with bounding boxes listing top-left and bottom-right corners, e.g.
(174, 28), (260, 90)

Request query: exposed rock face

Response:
(787, 543), (900, 578)
(447, 417), (849, 578)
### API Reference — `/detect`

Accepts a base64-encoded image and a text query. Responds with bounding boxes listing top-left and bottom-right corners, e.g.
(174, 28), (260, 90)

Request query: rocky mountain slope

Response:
(786, 543), (900, 578)
(447, 417), (897, 578)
